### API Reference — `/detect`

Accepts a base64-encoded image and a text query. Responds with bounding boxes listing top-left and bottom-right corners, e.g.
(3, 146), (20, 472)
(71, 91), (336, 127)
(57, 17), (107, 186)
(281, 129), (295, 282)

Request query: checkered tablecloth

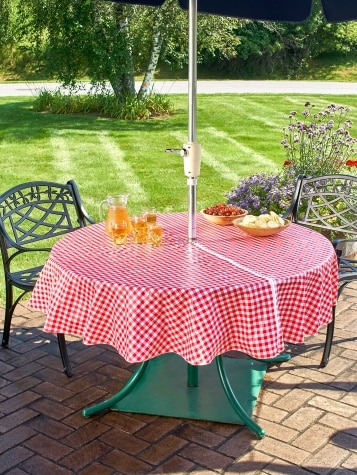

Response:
(28, 212), (338, 364)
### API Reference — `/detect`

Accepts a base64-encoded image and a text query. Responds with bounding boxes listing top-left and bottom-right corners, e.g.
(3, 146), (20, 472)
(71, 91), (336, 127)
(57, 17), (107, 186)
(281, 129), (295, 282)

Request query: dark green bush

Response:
(33, 89), (174, 120)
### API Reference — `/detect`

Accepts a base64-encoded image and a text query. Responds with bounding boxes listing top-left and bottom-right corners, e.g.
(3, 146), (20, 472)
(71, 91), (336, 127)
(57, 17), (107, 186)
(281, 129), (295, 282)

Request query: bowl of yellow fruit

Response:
(233, 211), (290, 237)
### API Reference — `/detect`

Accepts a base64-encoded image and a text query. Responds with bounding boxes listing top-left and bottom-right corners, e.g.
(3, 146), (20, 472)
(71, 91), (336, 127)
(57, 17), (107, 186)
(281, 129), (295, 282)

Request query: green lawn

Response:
(2, 93), (357, 219)
(1, 93), (357, 302)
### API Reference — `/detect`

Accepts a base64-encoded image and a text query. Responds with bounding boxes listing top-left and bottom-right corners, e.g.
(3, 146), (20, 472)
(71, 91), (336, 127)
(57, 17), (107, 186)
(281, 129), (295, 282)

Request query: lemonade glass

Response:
(147, 223), (163, 247)
(111, 220), (128, 245)
(131, 216), (148, 244)
(142, 208), (157, 224)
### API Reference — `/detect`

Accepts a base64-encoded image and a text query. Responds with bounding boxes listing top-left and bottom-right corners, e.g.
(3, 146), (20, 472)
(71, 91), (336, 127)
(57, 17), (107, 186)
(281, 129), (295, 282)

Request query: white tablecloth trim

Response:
(194, 241), (279, 318)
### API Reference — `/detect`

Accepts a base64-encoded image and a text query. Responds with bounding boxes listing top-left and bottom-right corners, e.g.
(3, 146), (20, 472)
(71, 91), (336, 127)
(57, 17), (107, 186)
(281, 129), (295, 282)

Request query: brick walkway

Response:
(0, 286), (356, 474)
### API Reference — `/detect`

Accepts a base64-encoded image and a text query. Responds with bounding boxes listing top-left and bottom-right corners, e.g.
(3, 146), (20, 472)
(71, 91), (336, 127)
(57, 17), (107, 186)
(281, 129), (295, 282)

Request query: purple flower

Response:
(281, 102), (357, 179)
(226, 172), (295, 216)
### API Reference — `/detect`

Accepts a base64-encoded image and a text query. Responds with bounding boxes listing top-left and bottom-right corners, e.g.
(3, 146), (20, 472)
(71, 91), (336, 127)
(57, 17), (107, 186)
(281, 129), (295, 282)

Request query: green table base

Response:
(83, 354), (268, 438)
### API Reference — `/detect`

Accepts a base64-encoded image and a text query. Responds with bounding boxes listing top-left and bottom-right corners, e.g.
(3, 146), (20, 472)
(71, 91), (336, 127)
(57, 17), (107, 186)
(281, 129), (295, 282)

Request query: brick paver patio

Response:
(0, 285), (356, 474)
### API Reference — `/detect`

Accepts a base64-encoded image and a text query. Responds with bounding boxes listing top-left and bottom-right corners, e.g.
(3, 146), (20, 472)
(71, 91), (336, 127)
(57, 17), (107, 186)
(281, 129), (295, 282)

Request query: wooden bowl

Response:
(233, 218), (291, 237)
(200, 209), (248, 226)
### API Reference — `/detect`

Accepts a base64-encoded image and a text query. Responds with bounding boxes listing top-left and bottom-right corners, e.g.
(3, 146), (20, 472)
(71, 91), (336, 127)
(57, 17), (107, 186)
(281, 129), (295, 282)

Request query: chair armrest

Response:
(281, 175), (306, 222)
(83, 213), (96, 226)
(66, 179), (96, 226)
(7, 247), (51, 268)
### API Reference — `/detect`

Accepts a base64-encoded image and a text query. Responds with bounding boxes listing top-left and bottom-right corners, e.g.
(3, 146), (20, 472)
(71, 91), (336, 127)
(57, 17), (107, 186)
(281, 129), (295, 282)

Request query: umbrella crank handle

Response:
(165, 142), (201, 178)
(165, 148), (183, 154)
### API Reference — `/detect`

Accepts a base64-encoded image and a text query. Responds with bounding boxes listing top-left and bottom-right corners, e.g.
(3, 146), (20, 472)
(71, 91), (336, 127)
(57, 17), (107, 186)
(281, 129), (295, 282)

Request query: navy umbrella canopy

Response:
(111, 0), (357, 240)
(113, 0), (357, 22)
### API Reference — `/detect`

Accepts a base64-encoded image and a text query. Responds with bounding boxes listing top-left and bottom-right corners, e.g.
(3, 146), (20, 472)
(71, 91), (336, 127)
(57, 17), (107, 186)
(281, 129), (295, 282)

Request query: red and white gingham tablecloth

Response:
(28, 212), (338, 364)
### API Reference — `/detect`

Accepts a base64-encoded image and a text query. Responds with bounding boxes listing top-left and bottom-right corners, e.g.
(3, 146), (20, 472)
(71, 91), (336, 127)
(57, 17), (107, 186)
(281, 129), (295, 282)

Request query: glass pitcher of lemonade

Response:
(99, 194), (131, 237)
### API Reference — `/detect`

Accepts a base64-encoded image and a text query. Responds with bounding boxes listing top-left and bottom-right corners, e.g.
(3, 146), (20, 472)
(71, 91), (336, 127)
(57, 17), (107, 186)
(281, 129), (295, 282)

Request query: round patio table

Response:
(29, 212), (338, 437)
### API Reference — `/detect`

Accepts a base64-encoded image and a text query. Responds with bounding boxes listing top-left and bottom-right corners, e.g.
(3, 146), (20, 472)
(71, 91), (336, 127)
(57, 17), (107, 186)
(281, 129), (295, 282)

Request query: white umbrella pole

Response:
(185, 0), (201, 242)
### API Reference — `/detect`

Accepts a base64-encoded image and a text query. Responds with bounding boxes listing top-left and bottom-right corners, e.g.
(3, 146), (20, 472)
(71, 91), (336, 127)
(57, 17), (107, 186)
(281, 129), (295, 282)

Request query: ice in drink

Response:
(147, 223), (163, 247)
(131, 216), (148, 244)
(111, 220), (128, 245)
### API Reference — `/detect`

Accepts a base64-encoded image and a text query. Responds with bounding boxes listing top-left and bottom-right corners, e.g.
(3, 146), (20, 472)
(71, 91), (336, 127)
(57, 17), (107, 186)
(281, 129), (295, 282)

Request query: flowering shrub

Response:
(281, 102), (357, 178)
(226, 102), (357, 216)
(226, 171), (295, 216)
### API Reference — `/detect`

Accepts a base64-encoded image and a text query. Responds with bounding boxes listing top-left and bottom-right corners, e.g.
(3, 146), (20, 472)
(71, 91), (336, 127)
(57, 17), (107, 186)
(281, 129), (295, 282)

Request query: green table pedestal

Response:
(83, 354), (268, 438)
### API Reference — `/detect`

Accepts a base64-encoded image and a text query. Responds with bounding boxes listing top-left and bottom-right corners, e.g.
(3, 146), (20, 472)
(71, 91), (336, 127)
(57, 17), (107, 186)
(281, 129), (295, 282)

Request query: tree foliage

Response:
(213, 5), (345, 78)
(16, 0), (136, 96)
(202, 2), (357, 78)
(0, 0), (356, 88)
(0, 0), (12, 44)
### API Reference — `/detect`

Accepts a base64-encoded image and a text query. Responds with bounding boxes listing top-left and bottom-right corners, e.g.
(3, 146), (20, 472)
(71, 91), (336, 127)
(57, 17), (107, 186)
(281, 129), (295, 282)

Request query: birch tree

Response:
(137, 13), (163, 99)
(131, 0), (242, 97)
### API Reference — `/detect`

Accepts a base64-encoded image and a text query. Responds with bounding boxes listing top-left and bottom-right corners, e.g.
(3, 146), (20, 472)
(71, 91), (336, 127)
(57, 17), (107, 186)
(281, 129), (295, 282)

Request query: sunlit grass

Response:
(2, 94), (357, 214)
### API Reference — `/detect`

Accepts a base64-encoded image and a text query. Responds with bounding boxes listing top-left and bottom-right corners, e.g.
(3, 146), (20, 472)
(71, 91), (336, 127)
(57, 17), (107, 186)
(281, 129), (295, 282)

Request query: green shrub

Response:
(33, 89), (174, 119)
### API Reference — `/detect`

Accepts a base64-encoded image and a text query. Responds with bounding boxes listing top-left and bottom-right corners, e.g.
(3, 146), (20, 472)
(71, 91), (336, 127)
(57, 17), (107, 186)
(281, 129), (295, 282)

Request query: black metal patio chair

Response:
(283, 173), (357, 366)
(0, 180), (95, 376)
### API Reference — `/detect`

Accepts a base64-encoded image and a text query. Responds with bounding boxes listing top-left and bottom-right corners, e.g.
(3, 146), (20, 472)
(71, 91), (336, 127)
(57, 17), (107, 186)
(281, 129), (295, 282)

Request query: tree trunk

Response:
(110, 72), (135, 99)
(111, 6), (136, 100)
(137, 18), (163, 99)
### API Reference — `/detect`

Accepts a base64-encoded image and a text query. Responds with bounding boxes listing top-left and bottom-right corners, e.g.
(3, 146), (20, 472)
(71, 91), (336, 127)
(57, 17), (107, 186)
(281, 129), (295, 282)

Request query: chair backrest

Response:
(286, 174), (357, 239)
(0, 180), (94, 273)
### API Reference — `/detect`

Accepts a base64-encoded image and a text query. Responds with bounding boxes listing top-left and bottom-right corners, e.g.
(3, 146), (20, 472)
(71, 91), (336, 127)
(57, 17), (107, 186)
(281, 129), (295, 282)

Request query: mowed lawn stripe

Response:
(98, 131), (149, 205)
(50, 130), (72, 180)
(222, 96), (285, 129)
(203, 127), (278, 174)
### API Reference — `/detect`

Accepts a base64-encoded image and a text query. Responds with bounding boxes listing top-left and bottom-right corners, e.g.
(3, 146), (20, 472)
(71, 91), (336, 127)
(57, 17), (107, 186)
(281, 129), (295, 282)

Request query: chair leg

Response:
(2, 283), (14, 347)
(2, 309), (12, 348)
(57, 333), (73, 377)
(320, 306), (335, 368)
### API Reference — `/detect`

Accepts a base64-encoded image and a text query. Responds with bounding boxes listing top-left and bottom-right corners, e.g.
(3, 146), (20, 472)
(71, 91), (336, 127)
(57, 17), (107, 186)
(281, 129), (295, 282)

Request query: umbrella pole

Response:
(188, 0), (197, 144)
(186, 0), (201, 242)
